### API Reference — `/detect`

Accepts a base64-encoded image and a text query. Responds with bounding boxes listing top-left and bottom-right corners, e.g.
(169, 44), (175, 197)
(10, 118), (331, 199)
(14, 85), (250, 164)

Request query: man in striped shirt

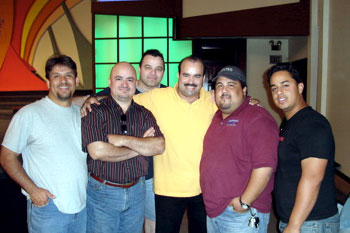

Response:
(82, 62), (165, 233)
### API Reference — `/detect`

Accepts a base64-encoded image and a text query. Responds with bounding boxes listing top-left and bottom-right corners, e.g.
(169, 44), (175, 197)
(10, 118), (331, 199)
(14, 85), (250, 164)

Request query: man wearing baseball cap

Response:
(200, 66), (279, 233)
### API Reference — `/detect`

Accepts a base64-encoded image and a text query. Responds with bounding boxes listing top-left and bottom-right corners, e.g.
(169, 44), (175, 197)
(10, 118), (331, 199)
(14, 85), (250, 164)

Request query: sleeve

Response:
(133, 89), (157, 113)
(1, 109), (31, 154)
(81, 106), (107, 152)
(143, 109), (163, 138)
(96, 87), (110, 96)
(296, 118), (334, 160)
(244, 115), (279, 170)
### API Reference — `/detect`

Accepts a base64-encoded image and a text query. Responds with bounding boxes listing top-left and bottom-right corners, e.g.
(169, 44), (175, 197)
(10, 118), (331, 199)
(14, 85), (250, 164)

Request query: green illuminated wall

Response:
(94, 15), (192, 92)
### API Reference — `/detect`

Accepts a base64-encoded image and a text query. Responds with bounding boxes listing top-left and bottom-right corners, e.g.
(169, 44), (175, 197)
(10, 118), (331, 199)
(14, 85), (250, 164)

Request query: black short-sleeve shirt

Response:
(274, 106), (338, 222)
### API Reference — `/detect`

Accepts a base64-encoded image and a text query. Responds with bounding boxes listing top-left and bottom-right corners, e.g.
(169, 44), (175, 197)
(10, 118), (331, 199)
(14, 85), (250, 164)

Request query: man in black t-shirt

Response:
(267, 63), (339, 233)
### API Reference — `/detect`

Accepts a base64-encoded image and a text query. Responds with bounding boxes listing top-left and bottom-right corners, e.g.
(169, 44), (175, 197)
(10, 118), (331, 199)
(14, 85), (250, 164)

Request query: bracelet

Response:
(239, 196), (251, 210)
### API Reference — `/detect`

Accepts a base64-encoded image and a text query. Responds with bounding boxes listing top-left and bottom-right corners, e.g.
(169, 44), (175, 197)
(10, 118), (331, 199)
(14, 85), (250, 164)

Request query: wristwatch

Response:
(239, 196), (251, 210)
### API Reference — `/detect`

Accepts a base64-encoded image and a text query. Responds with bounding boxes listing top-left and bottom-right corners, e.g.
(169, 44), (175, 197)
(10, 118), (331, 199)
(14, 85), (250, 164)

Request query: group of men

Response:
(0, 48), (339, 233)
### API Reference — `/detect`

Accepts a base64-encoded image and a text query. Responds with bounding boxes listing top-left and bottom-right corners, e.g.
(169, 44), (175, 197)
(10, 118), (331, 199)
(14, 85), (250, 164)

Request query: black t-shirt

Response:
(274, 106), (338, 223)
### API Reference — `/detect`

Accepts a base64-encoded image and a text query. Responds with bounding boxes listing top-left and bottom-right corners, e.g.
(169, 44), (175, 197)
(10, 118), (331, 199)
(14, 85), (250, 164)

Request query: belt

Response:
(90, 173), (139, 189)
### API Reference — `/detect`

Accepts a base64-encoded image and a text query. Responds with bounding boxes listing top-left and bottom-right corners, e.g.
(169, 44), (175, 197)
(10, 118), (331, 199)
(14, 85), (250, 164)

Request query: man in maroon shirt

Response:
(200, 66), (279, 233)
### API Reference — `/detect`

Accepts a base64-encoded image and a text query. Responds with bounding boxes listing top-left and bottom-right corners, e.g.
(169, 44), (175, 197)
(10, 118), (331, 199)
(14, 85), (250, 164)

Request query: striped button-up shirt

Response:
(82, 95), (162, 183)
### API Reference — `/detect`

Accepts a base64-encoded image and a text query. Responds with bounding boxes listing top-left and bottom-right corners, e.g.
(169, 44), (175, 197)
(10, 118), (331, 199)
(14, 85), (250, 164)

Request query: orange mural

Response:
(0, 0), (88, 91)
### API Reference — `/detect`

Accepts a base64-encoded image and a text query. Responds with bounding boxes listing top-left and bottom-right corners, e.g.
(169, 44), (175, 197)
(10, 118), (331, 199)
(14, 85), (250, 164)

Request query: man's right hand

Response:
(30, 187), (56, 207)
(81, 96), (100, 117)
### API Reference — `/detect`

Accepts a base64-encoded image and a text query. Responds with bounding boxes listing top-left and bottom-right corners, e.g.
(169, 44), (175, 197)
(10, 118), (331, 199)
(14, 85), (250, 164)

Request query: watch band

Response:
(239, 196), (251, 210)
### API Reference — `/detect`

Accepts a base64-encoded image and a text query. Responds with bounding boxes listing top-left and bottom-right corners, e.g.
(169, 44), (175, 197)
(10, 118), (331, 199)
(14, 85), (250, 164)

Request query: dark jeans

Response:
(155, 194), (207, 233)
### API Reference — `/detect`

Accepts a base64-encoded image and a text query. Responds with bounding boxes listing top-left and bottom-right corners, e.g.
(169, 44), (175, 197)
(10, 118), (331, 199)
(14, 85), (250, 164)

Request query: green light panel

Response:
(168, 18), (173, 37)
(169, 39), (192, 62)
(160, 70), (168, 87)
(144, 39), (168, 62)
(119, 39), (142, 62)
(95, 64), (114, 88)
(119, 16), (141, 37)
(95, 39), (117, 63)
(95, 15), (117, 38)
(169, 63), (179, 87)
(94, 15), (192, 89)
(144, 17), (167, 37)
(131, 64), (140, 80)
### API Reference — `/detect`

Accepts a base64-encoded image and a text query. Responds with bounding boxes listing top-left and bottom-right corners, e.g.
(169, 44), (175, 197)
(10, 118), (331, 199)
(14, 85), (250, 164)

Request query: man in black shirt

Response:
(267, 63), (339, 233)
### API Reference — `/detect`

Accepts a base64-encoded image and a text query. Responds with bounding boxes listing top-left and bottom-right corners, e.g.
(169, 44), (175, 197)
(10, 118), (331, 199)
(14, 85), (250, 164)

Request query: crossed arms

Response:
(87, 127), (165, 162)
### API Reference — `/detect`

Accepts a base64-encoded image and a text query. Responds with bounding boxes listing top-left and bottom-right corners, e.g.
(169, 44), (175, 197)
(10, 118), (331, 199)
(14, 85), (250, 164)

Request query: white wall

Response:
(246, 38), (289, 124)
(289, 37), (308, 62)
(325, 0), (350, 176)
(183, 0), (299, 18)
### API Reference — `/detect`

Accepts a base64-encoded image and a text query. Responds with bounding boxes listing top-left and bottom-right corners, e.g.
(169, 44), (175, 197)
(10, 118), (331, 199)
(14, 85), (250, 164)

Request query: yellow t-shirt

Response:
(134, 84), (217, 197)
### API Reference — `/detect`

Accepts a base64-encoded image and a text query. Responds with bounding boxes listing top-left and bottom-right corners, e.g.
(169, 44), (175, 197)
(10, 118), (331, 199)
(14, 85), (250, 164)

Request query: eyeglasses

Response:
(121, 114), (127, 135)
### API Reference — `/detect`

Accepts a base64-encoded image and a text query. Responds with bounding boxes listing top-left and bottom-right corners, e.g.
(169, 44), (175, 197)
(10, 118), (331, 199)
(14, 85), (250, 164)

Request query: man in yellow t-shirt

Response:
(134, 56), (217, 233)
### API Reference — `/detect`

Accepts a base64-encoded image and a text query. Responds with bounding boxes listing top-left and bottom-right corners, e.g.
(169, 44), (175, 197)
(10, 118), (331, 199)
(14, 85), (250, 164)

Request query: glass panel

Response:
(119, 39), (142, 62)
(119, 16), (141, 37)
(169, 18), (173, 37)
(144, 39), (168, 62)
(95, 88), (105, 94)
(169, 63), (179, 87)
(160, 66), (168, 86)
(95, 39), (117, 63)
(95, 15), (117, 38)
(144, 17), (167, 37)
(95, 64), (114, 88)
(169, 39), (192, 62)
(131, 63), (140, 80)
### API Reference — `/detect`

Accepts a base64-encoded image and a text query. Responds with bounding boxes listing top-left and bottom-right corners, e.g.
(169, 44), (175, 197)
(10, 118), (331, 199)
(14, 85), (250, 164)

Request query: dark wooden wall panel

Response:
(177, 0), (310, 38)
(92, 0), (309, 38)
(91, 0), (181, 18)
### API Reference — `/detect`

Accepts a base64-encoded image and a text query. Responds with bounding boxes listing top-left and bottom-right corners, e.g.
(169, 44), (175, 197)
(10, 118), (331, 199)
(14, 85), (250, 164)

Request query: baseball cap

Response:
(213, 66), (246, 83)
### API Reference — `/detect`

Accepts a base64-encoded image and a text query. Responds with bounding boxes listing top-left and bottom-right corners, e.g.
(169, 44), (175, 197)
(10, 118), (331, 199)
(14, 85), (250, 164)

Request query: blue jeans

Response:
(279, 213), (339, 233)
(87, 175), (145, 233)
(207, 206), (270, 233)
(27, 198), (86, 233)
(340, 197), (350, 232)
(145, 178), (156, 221)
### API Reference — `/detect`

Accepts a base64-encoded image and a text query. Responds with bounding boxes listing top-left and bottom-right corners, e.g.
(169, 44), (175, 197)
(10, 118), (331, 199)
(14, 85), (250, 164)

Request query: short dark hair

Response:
(139, 49), (165, 68)
(267, 62), (302, 85)
(178, 55), (206, 76)
(45, 55), (77, 79)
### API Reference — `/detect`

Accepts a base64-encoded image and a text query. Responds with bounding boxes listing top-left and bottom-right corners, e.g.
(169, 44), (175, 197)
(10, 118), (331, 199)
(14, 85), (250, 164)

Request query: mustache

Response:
(184, 83), (197, 88)
(221, 93), (231, 98)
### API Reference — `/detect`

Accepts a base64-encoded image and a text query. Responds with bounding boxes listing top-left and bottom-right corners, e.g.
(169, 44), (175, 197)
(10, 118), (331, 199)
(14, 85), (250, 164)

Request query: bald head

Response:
(109, 62), (137, 104)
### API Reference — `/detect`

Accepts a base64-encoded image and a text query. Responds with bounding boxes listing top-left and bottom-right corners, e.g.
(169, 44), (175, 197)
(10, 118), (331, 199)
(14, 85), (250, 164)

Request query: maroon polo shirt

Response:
(200, 97), (279, 217)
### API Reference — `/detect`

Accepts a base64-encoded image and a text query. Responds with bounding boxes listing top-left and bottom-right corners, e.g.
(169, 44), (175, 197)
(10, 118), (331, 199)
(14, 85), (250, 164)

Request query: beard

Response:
(57, 91), (73, 101)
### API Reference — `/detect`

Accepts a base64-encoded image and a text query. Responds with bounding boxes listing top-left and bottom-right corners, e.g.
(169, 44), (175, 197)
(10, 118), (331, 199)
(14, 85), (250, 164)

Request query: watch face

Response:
(242, 203), (249, 210)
